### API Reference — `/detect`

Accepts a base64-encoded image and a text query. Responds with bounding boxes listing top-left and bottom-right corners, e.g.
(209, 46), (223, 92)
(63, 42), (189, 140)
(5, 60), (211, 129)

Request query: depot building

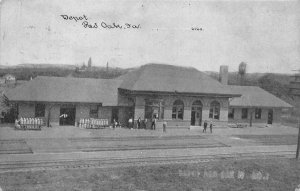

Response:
(5, 64), (292, 129)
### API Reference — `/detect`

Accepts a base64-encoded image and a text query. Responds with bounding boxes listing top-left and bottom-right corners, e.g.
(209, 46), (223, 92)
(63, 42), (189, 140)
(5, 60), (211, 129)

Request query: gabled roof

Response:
(228, 85), (292, 108)
(5, 76), (122, 106)
(118, 64), (239, 96)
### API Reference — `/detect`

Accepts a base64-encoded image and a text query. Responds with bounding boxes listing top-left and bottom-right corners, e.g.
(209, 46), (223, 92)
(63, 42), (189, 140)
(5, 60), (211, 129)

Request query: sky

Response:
(0, 0), (299, 73)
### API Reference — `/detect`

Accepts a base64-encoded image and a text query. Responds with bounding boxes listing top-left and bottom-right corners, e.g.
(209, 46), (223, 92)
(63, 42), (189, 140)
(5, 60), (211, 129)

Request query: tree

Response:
(88, 57), (92, 68)
(238, 62), (252, 126)
(238, 62), (247, 85)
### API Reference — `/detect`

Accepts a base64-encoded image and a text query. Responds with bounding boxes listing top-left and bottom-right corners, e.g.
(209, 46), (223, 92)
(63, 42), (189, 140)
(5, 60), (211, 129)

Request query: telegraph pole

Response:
(290, 69), (300, 159)
(296, 118), (300, 159)
(0, 0), (2, 66)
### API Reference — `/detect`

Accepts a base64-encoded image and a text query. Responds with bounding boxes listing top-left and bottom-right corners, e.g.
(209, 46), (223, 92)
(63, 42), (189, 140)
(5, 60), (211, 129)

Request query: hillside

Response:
(0, 64), (128, 80)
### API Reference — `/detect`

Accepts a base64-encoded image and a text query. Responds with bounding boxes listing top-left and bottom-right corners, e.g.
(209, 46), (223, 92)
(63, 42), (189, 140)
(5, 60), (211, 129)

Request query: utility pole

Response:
(0, 1), (2, 66)
(296, 118), (300, 159)
(289, 69), (300, 159)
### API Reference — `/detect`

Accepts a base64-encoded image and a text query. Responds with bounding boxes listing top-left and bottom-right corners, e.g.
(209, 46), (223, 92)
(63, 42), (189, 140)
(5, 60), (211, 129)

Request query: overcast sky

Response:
(0, 0), (299, 73)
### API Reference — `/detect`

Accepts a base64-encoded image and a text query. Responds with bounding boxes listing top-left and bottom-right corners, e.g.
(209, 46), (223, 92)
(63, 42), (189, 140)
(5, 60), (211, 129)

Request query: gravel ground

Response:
(0, 158), (299, 191)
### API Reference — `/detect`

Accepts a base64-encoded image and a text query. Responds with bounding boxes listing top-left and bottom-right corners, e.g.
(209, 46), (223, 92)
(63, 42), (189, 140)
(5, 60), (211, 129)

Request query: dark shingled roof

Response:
(5, 76), (122, 106)
(118, 64), (239, 96)
(228, 85), (292, 108)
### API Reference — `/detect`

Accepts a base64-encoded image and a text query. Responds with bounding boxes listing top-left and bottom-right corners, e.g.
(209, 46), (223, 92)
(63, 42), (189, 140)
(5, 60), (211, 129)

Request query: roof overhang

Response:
(229, 105), (293, 108)
(7, 100), (104, 105)
(119, 88), (241, 98)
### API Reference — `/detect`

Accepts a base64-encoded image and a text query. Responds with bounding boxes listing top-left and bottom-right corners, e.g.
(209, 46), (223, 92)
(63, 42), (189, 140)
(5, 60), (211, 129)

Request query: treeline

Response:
(209, 72), (295, 106)
(1, 66), (295, 106)
(0, 67), (128, 80)
(73, 67), (127, 79)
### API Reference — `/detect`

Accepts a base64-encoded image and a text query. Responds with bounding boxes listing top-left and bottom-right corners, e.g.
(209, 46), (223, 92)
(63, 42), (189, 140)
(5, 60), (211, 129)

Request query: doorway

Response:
(267, 109), (273, 124)
(144, 99), (164, 129)
(59, 107), (76, 126)
(111, 107), (119, 123)
(191, 100), (202, 126)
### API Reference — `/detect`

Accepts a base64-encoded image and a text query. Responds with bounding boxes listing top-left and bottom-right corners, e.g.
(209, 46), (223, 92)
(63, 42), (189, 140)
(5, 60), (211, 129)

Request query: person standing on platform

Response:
(144, 118), (147, 129)
(113, 119), (116, 129)
(151, 115), (157, 130)
(128, 117), (133, 129)
(137, 117), (141, 129)
(209, 120), (213, 133)
(163, 120), (167, 133)
(203, 120), (207, 133)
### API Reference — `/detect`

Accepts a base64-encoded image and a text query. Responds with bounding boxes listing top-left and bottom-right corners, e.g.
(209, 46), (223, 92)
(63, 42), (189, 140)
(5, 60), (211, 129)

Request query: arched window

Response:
(172, 100), (184, 120)
(209, 101), (220, 120)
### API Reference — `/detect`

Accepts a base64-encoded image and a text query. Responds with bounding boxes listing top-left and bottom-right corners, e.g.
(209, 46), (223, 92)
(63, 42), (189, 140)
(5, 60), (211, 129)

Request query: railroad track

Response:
(69, 135), (207, 142)
(0, 151), (294, 173)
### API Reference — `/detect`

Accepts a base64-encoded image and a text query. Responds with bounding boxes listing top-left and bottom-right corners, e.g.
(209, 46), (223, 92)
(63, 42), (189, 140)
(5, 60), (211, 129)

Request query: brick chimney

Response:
(219, 65), (228, 85)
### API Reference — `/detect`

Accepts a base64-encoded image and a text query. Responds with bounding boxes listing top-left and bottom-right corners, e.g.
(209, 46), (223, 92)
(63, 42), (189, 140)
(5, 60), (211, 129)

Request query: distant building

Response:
(5, 64), (292, 128)
(76, 62), (89, 72)
(1, 74), (16, 84)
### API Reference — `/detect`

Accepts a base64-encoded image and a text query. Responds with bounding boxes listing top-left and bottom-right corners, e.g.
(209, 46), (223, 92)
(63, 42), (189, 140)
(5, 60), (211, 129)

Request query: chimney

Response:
(219, 65), (228, 85)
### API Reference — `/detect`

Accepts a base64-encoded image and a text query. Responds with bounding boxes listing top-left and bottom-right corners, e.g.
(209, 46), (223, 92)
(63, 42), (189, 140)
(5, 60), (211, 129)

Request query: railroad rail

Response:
(0, 150), (294, 173)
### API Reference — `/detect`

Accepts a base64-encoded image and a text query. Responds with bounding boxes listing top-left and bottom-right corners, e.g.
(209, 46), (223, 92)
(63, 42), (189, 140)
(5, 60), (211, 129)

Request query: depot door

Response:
(59, 107), (76, 126)
(191, 100), (202, 126)
(267, 109), (273, 124)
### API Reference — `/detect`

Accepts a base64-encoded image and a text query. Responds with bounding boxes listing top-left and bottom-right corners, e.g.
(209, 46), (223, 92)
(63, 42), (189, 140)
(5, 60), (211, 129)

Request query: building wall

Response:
(118, 106), (132, 127)
(18, 102), (35, 118)
(45, 104), (60, 126)
(134, 96), (145, 120)
(273, 108), (282, 123)
(117, 93), (134, 107)
(76, 104), (89, 121)
(18, 102), (115, 126)
(15, 101), (286, 128)
(132, 94), (230, 128)
(228, 107), (283, 125)
(98, 106), (112, 122)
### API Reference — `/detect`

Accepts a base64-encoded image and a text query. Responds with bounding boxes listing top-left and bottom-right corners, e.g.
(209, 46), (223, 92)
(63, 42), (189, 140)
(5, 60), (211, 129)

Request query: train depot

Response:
(5, 64), (292, 130)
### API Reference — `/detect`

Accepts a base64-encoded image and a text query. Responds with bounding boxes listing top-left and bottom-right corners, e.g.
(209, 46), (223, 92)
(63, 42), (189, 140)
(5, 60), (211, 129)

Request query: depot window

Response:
(209, 101), (220, 120)
(255, 108), (262, 119)
(242, 108), (248, 119)
(35, 103), (45, 117)
(172, 100), (184, 120)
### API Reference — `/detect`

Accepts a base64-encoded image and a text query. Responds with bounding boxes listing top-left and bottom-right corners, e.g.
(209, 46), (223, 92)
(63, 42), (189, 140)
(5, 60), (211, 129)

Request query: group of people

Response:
(203, 120), (214, 133)
(128, 115), (162, 131)
(128, 117), (148, 129)
(112, 118), (122, 129)
(125, 116), (214, 133)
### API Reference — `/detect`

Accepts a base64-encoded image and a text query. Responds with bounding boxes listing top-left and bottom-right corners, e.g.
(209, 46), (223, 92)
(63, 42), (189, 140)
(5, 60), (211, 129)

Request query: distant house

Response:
(1, 74), (16, 84)
(5, 64), (292, 128)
